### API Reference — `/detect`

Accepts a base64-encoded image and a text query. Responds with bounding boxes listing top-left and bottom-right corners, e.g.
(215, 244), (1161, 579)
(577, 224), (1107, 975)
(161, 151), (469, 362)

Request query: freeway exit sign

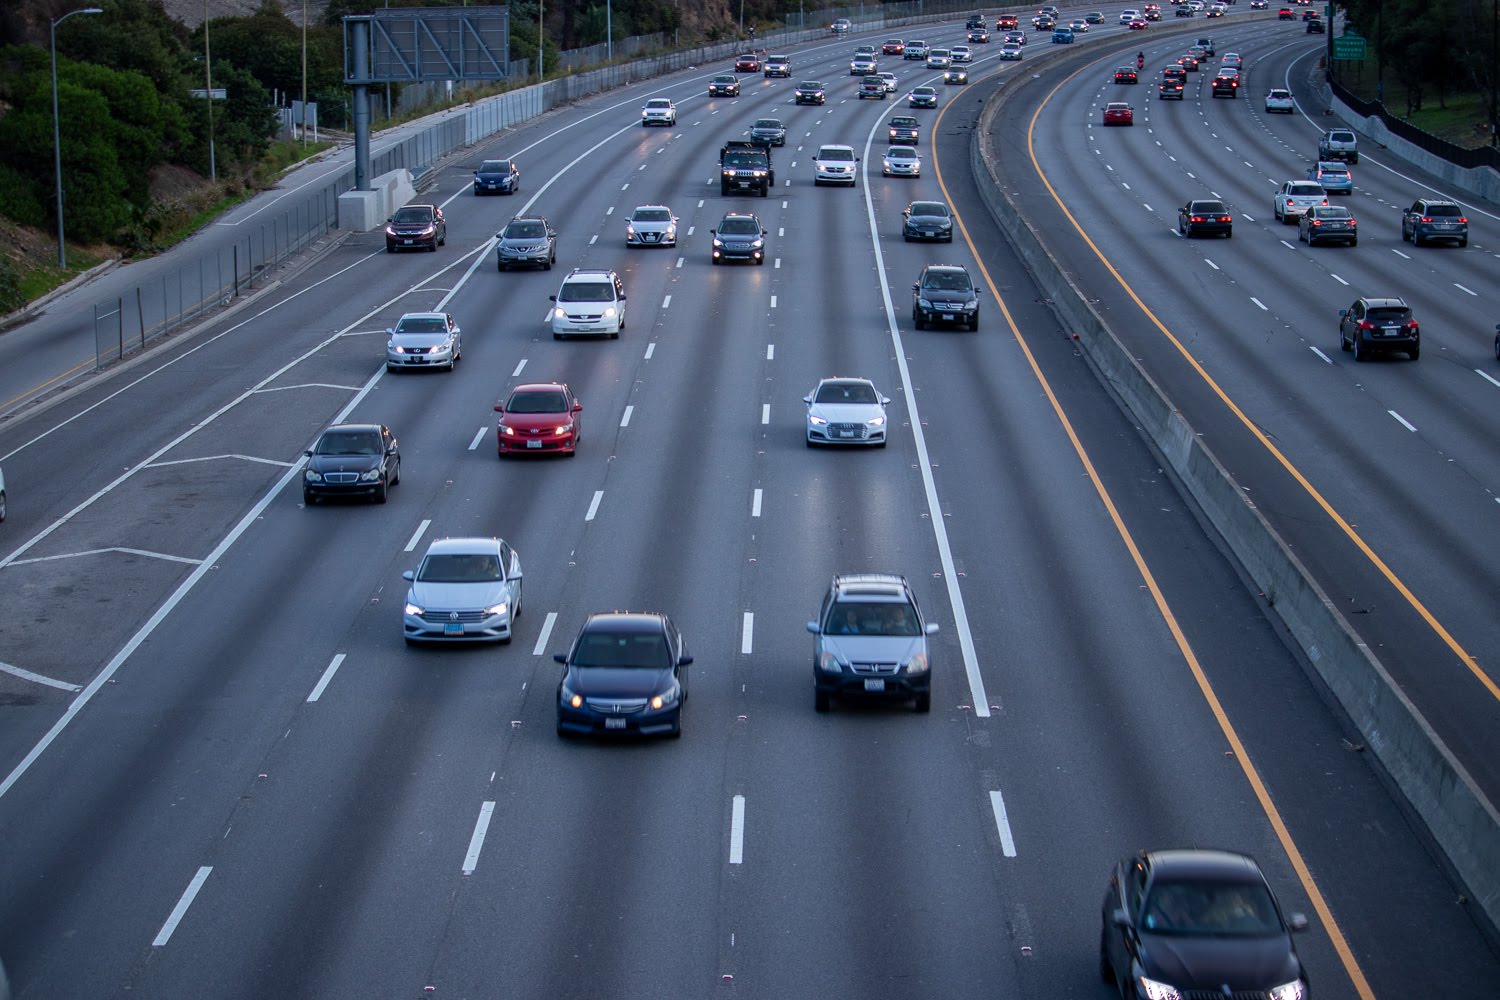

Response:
(1333, 35), (1366, 60)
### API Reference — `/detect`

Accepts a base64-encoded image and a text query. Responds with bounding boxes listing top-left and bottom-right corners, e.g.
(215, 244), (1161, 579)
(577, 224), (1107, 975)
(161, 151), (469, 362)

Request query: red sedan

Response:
(1102, 102), (1134, 126)
(1128, 17), (1148, 28)
(1114, 67), (1139, 84)
(496, 382), (583, 456)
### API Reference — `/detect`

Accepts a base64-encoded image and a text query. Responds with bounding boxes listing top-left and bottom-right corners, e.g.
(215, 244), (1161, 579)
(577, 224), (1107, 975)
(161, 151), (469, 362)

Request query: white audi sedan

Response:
(804, 377), (892, 447)
(403, 537), (523, 644)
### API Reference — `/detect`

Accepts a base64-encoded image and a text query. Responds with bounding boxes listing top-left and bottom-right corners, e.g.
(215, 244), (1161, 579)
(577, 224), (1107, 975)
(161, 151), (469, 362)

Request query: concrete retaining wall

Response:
(1330, 95), (1500, 204)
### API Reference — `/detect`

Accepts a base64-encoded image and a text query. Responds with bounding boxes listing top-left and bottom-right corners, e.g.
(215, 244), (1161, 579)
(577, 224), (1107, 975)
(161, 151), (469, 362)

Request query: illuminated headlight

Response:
(818, 651), (846, 673)
(753, 170), (766, 177)
(904, 652), (928, 674)
(554, 307), (567, 320)
(554, 424), (572, 436)
(602, 306), (617, 318)
(808, 415), (828, 426)
(750, 238), (764, 248)
(867, 415), (886, 426)
(415, 225), (435, 236)
(304, 470), (323, 482)
(649, 686), (680, 710)
(713, 238), (725, 248)
(963, 300), (978, 311)
(484, 602), (509, 617)
(1268, 981), (1306, 1000)
(561, 683), (581, 709)
(1136, 978), (1182, 1000)
(626, 224), (637, 236)
(359, 469), (382, 482)
(391, 344), (406, 353)
(404, 602), (423, 616)
(502, 425), (517, 436)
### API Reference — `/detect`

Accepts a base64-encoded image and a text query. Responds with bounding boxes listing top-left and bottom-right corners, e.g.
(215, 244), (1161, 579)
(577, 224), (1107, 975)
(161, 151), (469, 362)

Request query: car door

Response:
(499, 541), (521, 604)
(1108, 856), (1150, 975)
(380, 426), (398, 480)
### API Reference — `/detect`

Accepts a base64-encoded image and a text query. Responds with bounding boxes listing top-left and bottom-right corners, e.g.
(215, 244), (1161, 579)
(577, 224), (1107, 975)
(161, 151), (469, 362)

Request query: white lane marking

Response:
(761, 404), (770, 425)
(1205, 259), (1219, 270)
(663, 294), (672, 308)
(1250, 297), (1268, 311)
(404, 519), (432, 553)
(1121, 181), (1129, 189)
(774, 258), (782, 268)
(741, 613), (754, 654)
(1143, 204), (1152, 212)
(621, 183), (629, 191)
(511, 359), (527, 377)
(621, 405), (634, 427)
(0, 660), (82, 692)
(8, 547), (201, 567)
(751, 489), (762, 518)
(145, 454), (294, 469)
(644, 343), (656, 359)
(1392, 249), (1410, 259)
(606, 206), (614, 214)
(585, 491), (604, 521)
(1279, 240), (1296, 250)
(1243, 160), (1254, 168)
(697, 199), (704, 208)
(153, 867), (212, 947)
(989, 790), (1017, 858)
(307, 653), (346, 703)
(770, 295), (777, 308)
(1476, 369), (1500, 390)
(1331, 273), (1349, 286)
(462, 801), (496, 875)
(468, 426), (487, 451)
(676, 257), (685, 268)
(1454, 283), (1477, 296)
(729, 794), (746, 865)
(687, 226), (695, 236)
(588, 235), (598, 245)
(766, 344), (775, 360)
(1389, 410), (1417, 432)
(637, 163), (646, 171)
(533, 612), (558, 656)
(778, 227), (785, 236)
(781, 200), (788, 208)
(1242, 213), (1255, 222)
(1310, 347), (1333, 364)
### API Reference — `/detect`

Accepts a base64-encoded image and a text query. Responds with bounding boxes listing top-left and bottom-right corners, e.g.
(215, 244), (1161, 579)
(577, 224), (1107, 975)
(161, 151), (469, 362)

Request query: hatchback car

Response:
(495, 216), (557, 271)
(640, 98), (677, 126)
(385, 204), (445, 252)
(1211, 74), (1240, 97)
(1102, 102), (1134, 126)
(795, 80), (827, 104)
(809, 574), (938, 712)
(555, 612), (692, 738)
(625, 205), (678, 247)
(1265, 88), (1296, 113)
(1177, 200), (1232, 238)
(1401, 198), (1469, 246)
(1100, 850), (1309, 1000)
(495, 382), (582, 456)
(403, 537), (522, 644)
(750, 118), (787, 146)
(1306, 161), (1352, 194)
(710, 212), (768, 264)
(708, 75), (740, 97)
(912, 263), (981, 330)
(472, 158), (519, 195)
(1340, 297), (1420, 361)
(303, 423), (399, 504)
(804, 378), (891, 448)
(386, 312), (461, 370)
(882, 146), (922, 177)
(908, 86), (939, 108)
(903, 200), (955, 242)
(1299, 205), (1358, 246)
(551, 268), (626, 339)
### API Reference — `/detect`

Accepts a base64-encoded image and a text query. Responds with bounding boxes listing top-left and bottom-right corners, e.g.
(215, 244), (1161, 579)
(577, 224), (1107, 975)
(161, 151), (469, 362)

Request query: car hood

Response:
(501, 411), (571, 431)
(388, 332), (450, 349)
(919, 287), (976, 305)
(500, 235), (549, 248)
(1140, 932), (1301, 990)
(389, 220), (436, 232)
(407, 579), (508, 611)
(307, 453), (381, 474)
(821, 634), (923, 664)
(475, 171), (512, 182)
(629, 219), (674, 233)
(809, 401), (883, 424)
(567, 666), (673, 698)
(908, 213), (951, 227)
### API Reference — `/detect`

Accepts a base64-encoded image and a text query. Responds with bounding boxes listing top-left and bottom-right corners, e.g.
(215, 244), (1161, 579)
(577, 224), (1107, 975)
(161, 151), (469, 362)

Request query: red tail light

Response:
(1458, 217), (1468, 223)
(1217, 215), (1231, 222)
(1311, 220), (1322, 226)
(1358, 321), (1375, 330)
(1420, 216), (1432, 223)
(1406, 321), (1419, 332)
(1190, 216), (1205, 223)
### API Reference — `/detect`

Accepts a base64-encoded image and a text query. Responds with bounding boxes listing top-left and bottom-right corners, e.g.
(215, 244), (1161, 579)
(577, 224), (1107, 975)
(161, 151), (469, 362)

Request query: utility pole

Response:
(204, 0), (216, 180)
(539, 0), (544, 80)
(301, 0), (308, 146)
(607, 0), (613, 61)
(50, 5), (103, 269)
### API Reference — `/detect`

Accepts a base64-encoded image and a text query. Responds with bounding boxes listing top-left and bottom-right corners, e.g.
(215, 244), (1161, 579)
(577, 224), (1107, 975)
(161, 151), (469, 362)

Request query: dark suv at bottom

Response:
(1339, 297), (1420, 361)
(912, 264), (981, 330)
(808, 575), (938, 713)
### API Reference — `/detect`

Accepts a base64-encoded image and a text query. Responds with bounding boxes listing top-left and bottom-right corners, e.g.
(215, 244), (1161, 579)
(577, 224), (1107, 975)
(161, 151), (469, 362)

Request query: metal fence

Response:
(1331, 80), (1500, 171)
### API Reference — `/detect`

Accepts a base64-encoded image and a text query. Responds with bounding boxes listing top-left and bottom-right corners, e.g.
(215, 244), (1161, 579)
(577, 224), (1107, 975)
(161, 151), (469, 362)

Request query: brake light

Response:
(1217, 215), (1231, 222)
(1311, 220), (1321, 226)
(1358, 320), (1375, 330)
(1420, 216), (1432, 223)
(1458, 217), (1468, 223)
(1190, 216), (1205, 223)
(1406, 321), (1419, 332)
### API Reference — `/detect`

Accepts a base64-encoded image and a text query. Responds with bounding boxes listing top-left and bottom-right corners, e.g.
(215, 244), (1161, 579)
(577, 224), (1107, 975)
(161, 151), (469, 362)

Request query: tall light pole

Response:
(301, 0), (308, 146)
(538, 0), (544, 80)
(204, 1), (217, 181)
(51, 6), (103, 270)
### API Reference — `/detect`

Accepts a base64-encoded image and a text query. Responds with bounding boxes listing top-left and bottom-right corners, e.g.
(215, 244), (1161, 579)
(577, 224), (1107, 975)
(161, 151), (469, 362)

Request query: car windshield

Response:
(892, 118), (917, 128)
(719, 218), (761, 235)
(887, 148), (916, 159)
(714, 76), (735, 83)
(753, 120), (781, 129)
(1367, 308), (1410, 323)
(911, 202), (949, 217)
(799, 82), (822, 89)
(504, 222), (546, 238)
(815, 382), (879, 405)
(480, 160), (511, 173)
(1141, 880), (1282, 936)
(1427, 204), (1462, 216)
(507, 391), (567, 413)
(819, 148), (855, 161)
(392, 207), (434, 223)
(646, 100), (671, 108)
(395, 316), (447, 333)
(913, 88), (935, 95)
(924, 271), (972, 291)
(633, 209), (671, 222)
(825, 600), (921, 636)
(558, 281), (614, 302)
(417, 553), (502, 583)
(724, 151), (763, 166)
(315, 430), (382, 455)
(573, 632), (671, 669)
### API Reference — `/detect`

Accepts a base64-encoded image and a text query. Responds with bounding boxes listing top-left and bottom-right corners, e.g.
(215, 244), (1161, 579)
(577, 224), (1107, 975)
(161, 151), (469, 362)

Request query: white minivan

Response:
(550, 268), (626, 339)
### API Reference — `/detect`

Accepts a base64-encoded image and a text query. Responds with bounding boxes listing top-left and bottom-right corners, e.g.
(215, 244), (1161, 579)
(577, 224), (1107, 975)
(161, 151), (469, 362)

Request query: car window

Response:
(1330, 130), (1355, 142)
(911, 202), (949, 217)
(887, 147), (916, 158)
(815, 382), (879, 405)
(1427, 204), (1462, 216)
(392, 207), (434, 223)
(892, 117), (918, 127)
(574, 632), (672, 669)
(315, 429), (382, 455)
(417, 553), (502, 583)
(1288, 183), (1324, 196)
(480, 160), (511, 172)
(718, 217), (761, 235)
(559, 281), (614, 302)
(396, 316), (448, 333)
(818, 147), (855, 161)
(507, 391), (567, 414)
(924, 271), (972, 291)
(1141, 880), (1281, 936)
(825, 600), (921, 636)
(646, 99), (670, 108)
(504, 222), (546, 238)
(1316, 207), (1352, 219)
(1366, 308), (1410, 323)
(1191, 201), (1226, 214)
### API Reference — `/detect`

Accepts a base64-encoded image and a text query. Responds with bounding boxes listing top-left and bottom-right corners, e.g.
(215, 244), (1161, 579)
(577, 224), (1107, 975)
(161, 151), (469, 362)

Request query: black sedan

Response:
(303, 423), (400, 504)
(556, 613), (692, 738)
(1101, 849), (1309, 1000)
(472, 158), (519, 195)
(902, 200), (955, 242)
(1178, 199), (1233, 238)
(385, 204), (446, 252)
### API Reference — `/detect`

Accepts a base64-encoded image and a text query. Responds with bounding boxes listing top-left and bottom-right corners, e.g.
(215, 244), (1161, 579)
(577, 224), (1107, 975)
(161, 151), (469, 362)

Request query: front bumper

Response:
(404, 609), (512, 642)
(627, 230), (676, 246)
(904, 225), (953, 241)
(883, 165), (920, 176)
(807, 421), (886, 445)
(387, 347), (455, 368)
(554, 316), (621, 335)
(815, 169), (857, 185)
(641, 115), (675, 126)
(387, 234), (437, 250)
(917, 303), (979, 326)
(303, 476), (383, 500)
(557, 700), (681, 736)
(815, 669), (929, 701)
(498, 246), (551, 267)
(474, 180), (516, 194)
(499, 426), (576, 454)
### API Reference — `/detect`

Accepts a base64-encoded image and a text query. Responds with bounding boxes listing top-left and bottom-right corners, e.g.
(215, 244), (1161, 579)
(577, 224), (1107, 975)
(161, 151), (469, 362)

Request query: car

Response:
(495, 216), (557, 271)
(1120, 9), (1141, 22)
(1273, 180), (1328, 222)
(1005, 29), (1028, 45)
(1100, 849), (1309, 1000)
(749, 117), (787, 148)
(1265, 87), (1295, 112)
(903, 200), (955, 242)
(1300, 7), (1318, 18)
(1211, 74), (1239, 97)
(708, 75), (740, 97)
(551, 268), (626, 339)
(1318, 128), (1359, 163)
(927, 47), (952, 68)
(1306, 13), (1324, 30)
(795, 80), (826, 104)
(1086, 11), (1106, 23)
(850, 53), (878, 75)
(876, 71), (899, 92)
(710, 212), (768, 264)
(495, 382), (581, 456)
(1195, 36), (1215, 55)
(813, 144), (860, 186)
(809, 574), (938, 712)
(1035, 15), (1056, 30)
(858, 75), (888, 99)
(1102, 102), (1134, 125)
(472, 158), (519, 195)
(882, 145), (922, 176)
(555, 612), (691, 738)
(888, 115), (921, 145)
(1207, 3), (1226, 15)
(1160, 78), (1184, 98)
(951, 44), (974, 62)
(1221, 51), (1243, 68)
(1178, 199), (1233, 237)
(1128, 17), (1148, 28)
(1177, 52), (1200, 71)
(386, 311), (461, 370)
(968, 27), (991, 42)
(882, 38), (906, 55)
(966, 14), (986, 29)
(403, 537), (522, 645)
(1299, 204), (1358, 246)
(1069, 19), (1090, 32)
(944, 66), (969, 85)
(908, 86), (939, 108)
(1144, 5), (1163, 20)
(1000, 41), (1024, 60)
(764, 55), (791, 77)
(1175, 4), (1194, 14)
(1278, 6), (1294, 18)
(303, 423), (400, 505)
(0, 464), (6, 523)
(1249, 0), (1266, 6)
(912, 263), (981, 330)
(385, 204), (445, 252)
(1115, 67), (1139, 84)
(625, 204), (678, 247)
(1340, 297), (1420, 361)
(640, 97), (677, 126)
(905, 39), (929, 60)
(735, 52), (762, 72)
(997, 14), (1019, 29)
(1402, 198), (1469, 246)
(803, 377), (892, 447)
(1052, 27), (1075, 42)
(1306, 161), (1352, 193)
(1188, 44), (1210, 60)
(831, 17), (852, 34)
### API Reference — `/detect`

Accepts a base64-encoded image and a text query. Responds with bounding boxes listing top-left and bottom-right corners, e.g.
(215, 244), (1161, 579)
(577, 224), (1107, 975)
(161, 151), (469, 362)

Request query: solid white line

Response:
(468, 426), (487, 451)
(729, 795), (746, 864)
(404, 519), (431, 553)
(511, 359), (527, 377)
(741, 612), (754, 655)
(1388, 410), (1417, 432)
(644, 343), (656, 359)
(1250, 297), (1268, 311)
(1331, 273), (1349, 286)
(1454, 283), (1477, 297)
(153, 866), (212, 947)
(761, 403), (770, 425)
(621, 405), (634, 427)
(585, 491), (604, 521)
(1476, 369), (1500, 390)
(751, 488), (762, 518)
(1310, 346), (1333, 364)
(462, 801), (496, 874)
(766, 344), (775, 360)
(663, 294), (672, 308)
(306, 653), (346, 703)
(1204, 259), (1219, 270)
(0, 660), (82, 692)
(533, 612), (557, 656)
(989, 790), (1017, 858)
(8, 546), (202, 567)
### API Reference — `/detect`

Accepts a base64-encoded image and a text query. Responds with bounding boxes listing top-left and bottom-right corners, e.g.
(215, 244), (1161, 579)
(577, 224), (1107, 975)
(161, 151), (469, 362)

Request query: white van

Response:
(550, 269), (627, 339)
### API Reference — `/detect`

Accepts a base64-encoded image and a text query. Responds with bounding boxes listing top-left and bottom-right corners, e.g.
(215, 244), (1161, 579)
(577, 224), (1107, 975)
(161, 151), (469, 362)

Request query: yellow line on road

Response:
(2, 354), (97, 412)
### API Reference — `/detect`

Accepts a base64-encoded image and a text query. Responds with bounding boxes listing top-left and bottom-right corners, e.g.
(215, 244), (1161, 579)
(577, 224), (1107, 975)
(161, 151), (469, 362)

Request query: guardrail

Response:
(1331, 80), (1500, 171)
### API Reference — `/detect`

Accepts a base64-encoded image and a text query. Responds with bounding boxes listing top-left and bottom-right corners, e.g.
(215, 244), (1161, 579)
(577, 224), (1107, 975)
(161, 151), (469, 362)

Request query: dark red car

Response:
(1102, 102), (1134, 126)
(496, 382), (582, 456)
(1114, 67), (1139, 84)
(734, 52), (762, 72)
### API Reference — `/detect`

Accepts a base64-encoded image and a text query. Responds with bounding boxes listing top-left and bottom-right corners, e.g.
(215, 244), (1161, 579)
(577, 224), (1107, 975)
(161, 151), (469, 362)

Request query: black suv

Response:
(711, 212), (768, 264)
(708, 75), (740, 97)
(1339, 297), (1420, 361)
(1401, 198), (1468, 247)
(912, 264), (981, 330)
(888, 115), (921, 145)
(808, 574), (938, 713)
(555, 613), (692, 738)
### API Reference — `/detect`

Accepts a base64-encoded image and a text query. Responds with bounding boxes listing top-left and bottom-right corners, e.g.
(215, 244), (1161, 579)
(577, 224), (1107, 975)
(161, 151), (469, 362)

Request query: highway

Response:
(1, 9), (1496, 998)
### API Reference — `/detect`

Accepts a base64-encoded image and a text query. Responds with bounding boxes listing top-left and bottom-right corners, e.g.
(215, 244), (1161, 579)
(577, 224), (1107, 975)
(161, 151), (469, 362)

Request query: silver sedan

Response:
(804, 377), (891, 447)
(385, 312), (461, 371)
(882, 146), (922, 177)
(403, 537), (523, 643)
(625, 205), (678, 247)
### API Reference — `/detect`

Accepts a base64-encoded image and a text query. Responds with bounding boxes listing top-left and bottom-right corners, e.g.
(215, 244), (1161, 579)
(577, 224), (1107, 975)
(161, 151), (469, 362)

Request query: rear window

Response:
(1366, 309), (1410, 324)
(1316, 207), (1352, 219)
(1191, 202), (1226, 214)
(1329, 131), (1355, 141)
(1426, 204), (1462, 216)
(1288, 183), (1324, 196)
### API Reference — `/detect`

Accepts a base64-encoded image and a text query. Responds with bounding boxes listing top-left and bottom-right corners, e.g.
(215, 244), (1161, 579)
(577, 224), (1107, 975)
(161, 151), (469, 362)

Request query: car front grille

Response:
(419, 610), (489, 623)
(585, 697), (648, 714)
(828, 422), (869, 439)
(850, 661), (899, 675)
(322, 472), (363, 484)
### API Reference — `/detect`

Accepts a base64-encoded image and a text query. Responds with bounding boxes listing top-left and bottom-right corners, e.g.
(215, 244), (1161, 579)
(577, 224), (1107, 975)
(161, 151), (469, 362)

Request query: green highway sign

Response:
(1332, 36), (1366, 60)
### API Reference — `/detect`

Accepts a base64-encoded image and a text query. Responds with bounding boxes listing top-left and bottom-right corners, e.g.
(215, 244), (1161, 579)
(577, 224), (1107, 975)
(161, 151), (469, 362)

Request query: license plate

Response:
(838, 430), (856, 438)
(527, 439), (543, 448)
(403, 239), (414, 245)
(605, 717), (626, 729)
(444, 623), (464, 635)
(1383, 327), (1398, 336)
(863, 679), (886, 692)
(942, 313), (955, 321)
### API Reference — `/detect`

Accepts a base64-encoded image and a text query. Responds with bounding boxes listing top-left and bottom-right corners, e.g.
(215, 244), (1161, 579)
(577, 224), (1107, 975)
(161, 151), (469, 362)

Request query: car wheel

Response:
(391, 459), (400, 486)
(814, 689), (830, 713)
(903, 233), (912, 242)
(0, 490), (5, 522)
(556, 722), (571, 738)
(1223, 228), (1232, 238)
(915, 693), (931, 713)
(544, 257), (553, 270)
(1349, 238), (1357, 246)
(386, 245), (395, 253)
(498, 261), (507, 271)
(669, 716), (683, 739)
(1353, 334), (1366, 362)
(1459, 238), (1467, 248)
(302, 491), (316, 506)
(1339, 325), (1351, 351)
(1494, 334), (1500, 361)
(1408, 345), (1420, 361)
(1099, 931), (1115, 983)
(969, 316), (979, 331)
(553, 332), (563, 340)
(373, 478), (388, 504)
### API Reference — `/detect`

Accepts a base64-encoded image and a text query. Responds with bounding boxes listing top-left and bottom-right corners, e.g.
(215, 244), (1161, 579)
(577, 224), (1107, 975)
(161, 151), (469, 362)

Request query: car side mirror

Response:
(387, 444), (398, 454)
(1288, 913), (1309, 932)
(806, 621), (821, 633)
(554, 653), (567, 665)
(402, 570), (415, 581)
(304, 449), (313, 457)
(508, 570), (523, 582)
(709, 229), (716, 235)
(385, 328), (394, 336)
(880, 395), (891, 405)
(1112, 909), (1130, 929)
(925, 622), (940, 635)
(549, 230), (557, 237)
(549, 295), (557, 302)
(494, 404), (505, 412)
(912, 283), (920, 292)
(678, 655), (694, 666)
(1338, 309), (1349, 318)
(803, 394), (814, 405)
(618, 294), (626, 301)
(762, 229), (768, 235)
(573, 402), (583, 412)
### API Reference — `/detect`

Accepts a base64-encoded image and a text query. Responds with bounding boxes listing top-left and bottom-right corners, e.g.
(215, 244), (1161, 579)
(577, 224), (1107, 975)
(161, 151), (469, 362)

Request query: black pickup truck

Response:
(720, 141), (774, 196)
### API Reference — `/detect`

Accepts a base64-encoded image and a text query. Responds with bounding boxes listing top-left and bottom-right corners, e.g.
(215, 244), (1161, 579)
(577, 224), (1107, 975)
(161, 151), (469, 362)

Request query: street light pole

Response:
(538, 0), (544, 80)
(50, 5), (103, 270)
(204, 0), (217, 181)
(301, 0), (308, 146)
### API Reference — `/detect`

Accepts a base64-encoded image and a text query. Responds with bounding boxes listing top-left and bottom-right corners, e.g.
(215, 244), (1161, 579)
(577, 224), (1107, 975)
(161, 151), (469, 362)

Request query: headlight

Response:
(1137, 978), (1182, 1000)
(561, 682), (581, 708)
(867, 416), (886, 426)
(391, 344), (405, 353)
(502, 425), (516, 436)
(649, 686), (680, 710)
(818, 651), (846, 673)
(1268, 981), (1306, 1000)
(602, 307), (617, 318)
(359, 469), (382, 482)
(416, 225), (435, 236)
(626, 224), (637, 235)
(404, 603), (423, 616)
(751, 239), (764, 248)
(808, 415), (828, 426)
(964, 300), (978, 311)
(919, 297), (934, 308)
(554, 307), (567, 319)
(713, 238), (725, 248)
(304, 470), (322, 482)
(484, 602), (509, 617)
(904, 652), (928, 674)
(554, 424), (572, 436)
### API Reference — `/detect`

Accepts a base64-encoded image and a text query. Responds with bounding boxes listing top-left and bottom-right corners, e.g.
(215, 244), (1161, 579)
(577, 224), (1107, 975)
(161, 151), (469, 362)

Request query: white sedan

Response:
(804, 378), (891, 447)
(386, 312), (461, 371)
(951, 45), (974, 63)
(403, 537), (523, 644)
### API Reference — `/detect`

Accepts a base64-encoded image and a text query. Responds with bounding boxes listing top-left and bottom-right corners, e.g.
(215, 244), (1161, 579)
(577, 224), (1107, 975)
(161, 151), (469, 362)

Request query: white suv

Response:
(640, 98), (677, 126)
(926, 48), (952, 68)
(1264, 88), (1295, 114)
(550, 269), (627, 339)
(813, 145), (860, 186)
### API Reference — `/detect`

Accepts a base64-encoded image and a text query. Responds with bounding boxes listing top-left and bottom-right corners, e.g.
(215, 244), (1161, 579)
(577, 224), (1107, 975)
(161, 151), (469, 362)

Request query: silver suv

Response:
(807, 574), (938, 713)
(496, 216), (557, 271)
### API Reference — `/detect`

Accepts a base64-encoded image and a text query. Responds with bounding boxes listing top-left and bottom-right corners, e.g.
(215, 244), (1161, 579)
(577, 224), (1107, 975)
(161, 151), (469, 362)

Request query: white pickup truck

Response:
(1273, 180), (1328, 223)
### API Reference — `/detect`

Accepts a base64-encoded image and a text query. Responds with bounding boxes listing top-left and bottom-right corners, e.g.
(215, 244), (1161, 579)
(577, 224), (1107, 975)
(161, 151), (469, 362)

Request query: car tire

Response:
(1099, 932), (1115, 983)
(374, 478), (388, 504)
(756, 256), (765, 266)
(556, 722), (571, 738)
(968, 316), (979, 331)
(669, 717), (683, 739)
(1339, 326), (1351, 351)
(303, 491), (316, 505)
(1353, 335), (1366, 362)
(903, 233), (912, 242)
(545, 257), (553, 270)
(915, 693), (931, 713)
(1413, 232), (1424, 247)
(1459, 238), (1467, 248)
(1408, 345), (1420, 361)
(814, 689), (830, 713)
(913, 310), (926, 330)
(386, 245), (395, 253)
(391, 460), (400, 486)
(1349, 238), (1357, 246)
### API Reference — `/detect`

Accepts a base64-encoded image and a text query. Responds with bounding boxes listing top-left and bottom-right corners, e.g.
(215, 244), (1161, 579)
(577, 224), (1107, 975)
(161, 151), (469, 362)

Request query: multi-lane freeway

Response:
(1, 8), (1496, 999)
